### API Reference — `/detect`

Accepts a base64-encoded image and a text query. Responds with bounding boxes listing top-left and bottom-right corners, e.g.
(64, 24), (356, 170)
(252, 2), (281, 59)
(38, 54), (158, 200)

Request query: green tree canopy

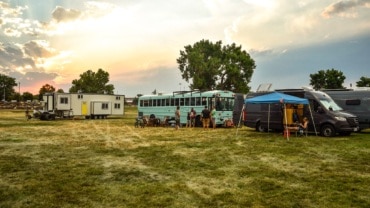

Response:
(356, 76), (370, 87)
(0, 74), (17, 101)
(22, 92), (34, 101)
(309, 68), (346, 90)
(177, 39), (255, 93)
(69, 68), (114, 94)
(39, 84), (56, 95)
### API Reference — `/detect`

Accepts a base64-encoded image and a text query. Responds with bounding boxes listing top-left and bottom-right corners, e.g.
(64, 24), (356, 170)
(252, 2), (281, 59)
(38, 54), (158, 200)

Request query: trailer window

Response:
(78, 95), (83, 99)
(60, 97), (68, 104)
(114, 103), (121, 109)
(102, 103), (109, 109)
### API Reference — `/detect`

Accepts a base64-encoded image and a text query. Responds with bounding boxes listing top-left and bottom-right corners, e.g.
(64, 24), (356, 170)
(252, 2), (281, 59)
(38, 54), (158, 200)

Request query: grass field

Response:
(1, 107), (369, 208)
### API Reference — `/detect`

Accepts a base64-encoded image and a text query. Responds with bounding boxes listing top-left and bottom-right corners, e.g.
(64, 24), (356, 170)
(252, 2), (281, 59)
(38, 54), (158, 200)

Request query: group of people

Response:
(174, 105), (217, 130)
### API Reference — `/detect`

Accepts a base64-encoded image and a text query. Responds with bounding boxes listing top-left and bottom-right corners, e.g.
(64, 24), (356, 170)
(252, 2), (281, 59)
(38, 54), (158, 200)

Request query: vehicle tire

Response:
(320, 124), (336, 137)
(256, 122), (265, 132)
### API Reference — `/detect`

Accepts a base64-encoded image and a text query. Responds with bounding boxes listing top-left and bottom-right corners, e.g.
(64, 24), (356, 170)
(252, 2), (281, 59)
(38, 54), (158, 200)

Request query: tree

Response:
(309, 68), (346, 90)
(356, 76), (370, 87)
(69, 68), (114, 94)
(39, 84), (56, 95)
(177, 39), (255, 93)
(22, 92), (34, 101)
(0, 74), (17, 101)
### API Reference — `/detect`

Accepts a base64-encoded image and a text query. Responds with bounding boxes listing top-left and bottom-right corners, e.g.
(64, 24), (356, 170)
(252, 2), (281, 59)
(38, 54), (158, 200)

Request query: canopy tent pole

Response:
(283, 103), (289, 140)
(236, 105), (245, 136)
(268, 104), (270, 133)
(308, 105), (318, 136)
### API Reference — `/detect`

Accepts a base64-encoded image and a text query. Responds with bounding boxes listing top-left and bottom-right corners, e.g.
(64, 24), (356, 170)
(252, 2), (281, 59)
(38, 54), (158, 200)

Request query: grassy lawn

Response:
(0, 107), (369, 207)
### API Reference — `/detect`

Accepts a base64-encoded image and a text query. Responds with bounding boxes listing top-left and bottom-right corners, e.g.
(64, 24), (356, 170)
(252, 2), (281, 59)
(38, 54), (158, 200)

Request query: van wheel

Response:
(321, 124), (335, 137)
(256, 123), (265, 132)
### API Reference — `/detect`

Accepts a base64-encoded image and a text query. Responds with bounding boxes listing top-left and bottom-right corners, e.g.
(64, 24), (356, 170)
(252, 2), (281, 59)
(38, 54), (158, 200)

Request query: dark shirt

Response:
(202, 109), (210, 119)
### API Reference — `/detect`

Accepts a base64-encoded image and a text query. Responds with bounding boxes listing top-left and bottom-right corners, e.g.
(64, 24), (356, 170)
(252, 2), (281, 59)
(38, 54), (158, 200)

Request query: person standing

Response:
(190, 108), (196, 127)
(175, 106), (180, 130)
(186, 111), (191, 128)
(211, 106), (217, 129)
(201, 106), (211, 129)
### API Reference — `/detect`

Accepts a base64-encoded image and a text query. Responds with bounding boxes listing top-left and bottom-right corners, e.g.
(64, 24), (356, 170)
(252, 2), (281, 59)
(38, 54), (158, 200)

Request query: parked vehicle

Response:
(138, 90), (235, 127)
(232, 93), (245, 127)
(244, 89), (359, 137)
(41, 92), (125, 120)
(323, 89), (370, 131)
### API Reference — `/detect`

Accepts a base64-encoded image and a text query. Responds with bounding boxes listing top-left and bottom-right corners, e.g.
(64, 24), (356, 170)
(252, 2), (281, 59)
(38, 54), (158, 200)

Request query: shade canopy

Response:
(245, 92), (309, 105)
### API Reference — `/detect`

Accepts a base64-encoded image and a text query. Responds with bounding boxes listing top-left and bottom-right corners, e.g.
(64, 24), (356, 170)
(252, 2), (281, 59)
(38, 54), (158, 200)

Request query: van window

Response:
(318, 98), (343, 111)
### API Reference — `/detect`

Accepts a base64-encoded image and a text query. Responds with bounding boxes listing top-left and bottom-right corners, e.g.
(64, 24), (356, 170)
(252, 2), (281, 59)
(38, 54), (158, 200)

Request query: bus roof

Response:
(139, 90), (234, 99)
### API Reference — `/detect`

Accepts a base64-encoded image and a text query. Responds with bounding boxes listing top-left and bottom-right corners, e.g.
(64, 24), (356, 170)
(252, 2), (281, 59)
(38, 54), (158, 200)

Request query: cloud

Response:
(0, 44), (35, 70)
(51, 6), (82, 23)
(322, 0), (370, 18)
(24, 40), (56, 58)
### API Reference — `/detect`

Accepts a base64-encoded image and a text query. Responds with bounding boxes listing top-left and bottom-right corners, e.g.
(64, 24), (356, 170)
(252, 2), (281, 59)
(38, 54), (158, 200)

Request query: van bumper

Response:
(335, 120), (359, 133)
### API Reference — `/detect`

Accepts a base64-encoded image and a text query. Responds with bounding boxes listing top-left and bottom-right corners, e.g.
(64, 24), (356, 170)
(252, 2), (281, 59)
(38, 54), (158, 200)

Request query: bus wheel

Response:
(256, 122), (265, 132)
(321, 124), (336, 137)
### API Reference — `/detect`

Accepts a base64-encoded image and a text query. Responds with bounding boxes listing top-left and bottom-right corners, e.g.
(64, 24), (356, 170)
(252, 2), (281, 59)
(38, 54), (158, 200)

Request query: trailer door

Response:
(81, 101), (88, 115)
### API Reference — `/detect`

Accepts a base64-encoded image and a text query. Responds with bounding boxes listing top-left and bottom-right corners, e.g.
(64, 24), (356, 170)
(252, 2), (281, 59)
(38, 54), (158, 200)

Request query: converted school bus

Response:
(41, 92), (125, 120)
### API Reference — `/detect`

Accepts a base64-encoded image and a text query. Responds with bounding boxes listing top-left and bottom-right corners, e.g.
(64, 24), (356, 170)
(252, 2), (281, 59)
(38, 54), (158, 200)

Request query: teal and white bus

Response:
(138, 90), (235, 126)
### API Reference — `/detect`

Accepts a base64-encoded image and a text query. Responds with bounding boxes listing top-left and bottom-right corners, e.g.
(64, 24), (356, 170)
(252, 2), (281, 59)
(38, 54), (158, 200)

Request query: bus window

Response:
(216, 98), (223, 110)
(152, 99), (157, 107)
(166, 98), (170, 106)
(143, 100), (149, 107)
(202, 98), (207, 106)
(180, 98), (185, 106)
(170, 98), (175, 106)
(195, 97), (201, 106)
(185, 97), (190, 106)
(190, 97), (196, 106)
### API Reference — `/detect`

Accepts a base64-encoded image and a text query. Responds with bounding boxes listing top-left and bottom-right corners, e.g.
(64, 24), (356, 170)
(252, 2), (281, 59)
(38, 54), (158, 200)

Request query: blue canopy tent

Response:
(245, 92), (317, 139)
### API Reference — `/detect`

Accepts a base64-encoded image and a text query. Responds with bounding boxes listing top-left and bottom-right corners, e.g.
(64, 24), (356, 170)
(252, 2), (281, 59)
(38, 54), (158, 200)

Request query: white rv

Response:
(41, 92), (125, 120)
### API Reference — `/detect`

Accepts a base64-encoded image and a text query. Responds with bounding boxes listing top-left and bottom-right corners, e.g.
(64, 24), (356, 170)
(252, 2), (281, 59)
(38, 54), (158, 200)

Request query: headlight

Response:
(335, 116), (346, 121)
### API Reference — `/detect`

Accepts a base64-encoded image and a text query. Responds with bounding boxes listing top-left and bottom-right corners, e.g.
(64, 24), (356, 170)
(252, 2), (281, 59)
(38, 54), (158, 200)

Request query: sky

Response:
(0, 0), (369, 97)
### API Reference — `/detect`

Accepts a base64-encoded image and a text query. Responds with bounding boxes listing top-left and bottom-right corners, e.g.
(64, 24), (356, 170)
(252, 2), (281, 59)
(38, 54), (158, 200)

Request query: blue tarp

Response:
(245, 92), (309, 105)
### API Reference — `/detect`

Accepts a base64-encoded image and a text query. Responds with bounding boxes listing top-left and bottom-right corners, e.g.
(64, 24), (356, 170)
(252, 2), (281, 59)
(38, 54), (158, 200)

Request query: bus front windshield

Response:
(215, 97), (234, 111)
(319, 98), (343, 111)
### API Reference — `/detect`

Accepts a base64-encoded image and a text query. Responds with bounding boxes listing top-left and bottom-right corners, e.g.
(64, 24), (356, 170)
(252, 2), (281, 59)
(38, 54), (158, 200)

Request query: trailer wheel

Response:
(320, 124), (336, 137)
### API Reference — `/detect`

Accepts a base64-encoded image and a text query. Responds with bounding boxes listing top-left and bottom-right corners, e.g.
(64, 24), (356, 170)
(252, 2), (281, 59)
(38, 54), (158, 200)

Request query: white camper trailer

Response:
(41, 92), (125, 120)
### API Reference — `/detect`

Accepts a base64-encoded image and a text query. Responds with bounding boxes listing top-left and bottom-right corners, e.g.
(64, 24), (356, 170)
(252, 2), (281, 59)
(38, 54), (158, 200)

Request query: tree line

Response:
(0, 68), (113, 102)
(1, 39), (369, 102)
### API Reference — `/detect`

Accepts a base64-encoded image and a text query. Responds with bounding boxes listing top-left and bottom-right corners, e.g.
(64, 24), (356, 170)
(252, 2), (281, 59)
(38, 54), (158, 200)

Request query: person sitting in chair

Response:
(297, 117), (309, 136)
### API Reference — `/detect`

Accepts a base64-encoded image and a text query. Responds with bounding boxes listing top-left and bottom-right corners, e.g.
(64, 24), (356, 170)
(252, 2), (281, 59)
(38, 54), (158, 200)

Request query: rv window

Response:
(60, 97), (68, 104)
(345, 99), (361, 105)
